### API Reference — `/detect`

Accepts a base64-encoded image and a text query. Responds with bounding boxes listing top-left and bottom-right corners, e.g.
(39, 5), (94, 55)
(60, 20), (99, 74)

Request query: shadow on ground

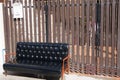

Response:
(6, 71), (60, 80)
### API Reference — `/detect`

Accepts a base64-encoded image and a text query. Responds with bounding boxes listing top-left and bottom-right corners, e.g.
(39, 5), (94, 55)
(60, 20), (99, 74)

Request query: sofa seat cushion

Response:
(3, 61), (62, 74)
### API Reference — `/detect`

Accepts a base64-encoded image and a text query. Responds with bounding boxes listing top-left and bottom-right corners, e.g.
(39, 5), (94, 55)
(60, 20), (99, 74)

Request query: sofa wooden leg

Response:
(37, 74), (40, 78)
(37, 74), (44, 79)
(61, 73), (64, 80)
(41, 75), (44, 79)
(3, 71), (7, 76)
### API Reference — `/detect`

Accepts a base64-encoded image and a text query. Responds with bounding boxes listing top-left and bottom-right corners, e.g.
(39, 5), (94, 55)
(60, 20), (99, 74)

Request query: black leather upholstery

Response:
(3, 42), (69, 77)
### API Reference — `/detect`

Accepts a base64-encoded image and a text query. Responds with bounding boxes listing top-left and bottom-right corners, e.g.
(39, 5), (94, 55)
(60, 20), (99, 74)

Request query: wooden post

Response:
(117, 0), (120, 77)
(0, 3), (5, 74)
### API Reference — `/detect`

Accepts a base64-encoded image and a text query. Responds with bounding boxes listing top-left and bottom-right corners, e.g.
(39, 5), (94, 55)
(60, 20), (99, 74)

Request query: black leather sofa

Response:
(3, 42), (70, 80)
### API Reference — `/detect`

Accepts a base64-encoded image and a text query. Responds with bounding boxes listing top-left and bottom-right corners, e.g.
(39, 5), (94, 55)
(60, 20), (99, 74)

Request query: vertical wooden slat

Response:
(21, 0), (25, 42)
(29, 0), (33, 42)
(64, 0), (67, 43)
(55, 0), (57, 43)
(52, 0), (56, 43)
(41, 0), (45, 42)
(76, 0), (80, 72)
(17, 0), (22, 42)
(37, 0), (41, 42)
(14, 18), (17, 48)
(33, 0), (37, 42)
(81, 0), (85, 73)
(86, 0), (90, 67)
(117, 0), (120, 76)
(13, 1), (17, 51)
(25, 0), (28, 41)
(56, 0), (60, 43)
(71, 0), (75, 72)
(48, 0), (51, 42)
(91, 0), (96, 75)
(9, 0), (14, 52)
(7, 0), (11, 53)
(105, 0), (110, 75)
(111, 0), (116, 76)
(61, 0), (65, 43)
(100, 0), (104, 75)
(66, 0), (70, 43)
(18, 18), (21, 42)
(3, 0), (9, 54)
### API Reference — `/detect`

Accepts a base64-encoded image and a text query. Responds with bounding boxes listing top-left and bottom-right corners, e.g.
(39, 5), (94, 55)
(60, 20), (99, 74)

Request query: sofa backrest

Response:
(16, 42), (68, 63)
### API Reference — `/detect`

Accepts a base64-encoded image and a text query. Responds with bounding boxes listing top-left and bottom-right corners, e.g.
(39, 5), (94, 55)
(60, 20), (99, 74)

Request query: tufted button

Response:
(54, 57), (57, 60)
(62, 52), (65, 55)
(31, 60), (34, 64)
(52, 51), (55, 54)
(18, 54), (21, 57)
(27, 60), (30, 63)
(57, 52), (60, 55)
(29, 50), (32, 53)
(60, 46), (63, 50)
(25, 50), (28, 52)
(34, 51), (37, 53)
(43, 51), (45, 54)
(23, 45), (26, 48)
(50, 56), (53, 60)
(27, 55), (30, 58)
(21, 49), (24, 52)
(50, 46), (53, 50)
(36, 56), (38, 58)
(40, 61), (43, 64)
(28, 45), (31, 49)
(55, 47), (58, 50)
(19, 45), (22, 48)
(59, 57), (62, 60)
(47, 51), (50, 54)
(17, 48), (20, 51)
(31, 55), (34, 58)
(23, 54), (25, 57)
(45, 46), (48, 50)
(40, 56), (43, 59)
(40, 46), (44, 49)
(36, 46), (39, 49)
(45, 56), (47, 59)
(32, 46), (35, 49)
(35, 61), (38, 64)
(38, 51), (41, 54)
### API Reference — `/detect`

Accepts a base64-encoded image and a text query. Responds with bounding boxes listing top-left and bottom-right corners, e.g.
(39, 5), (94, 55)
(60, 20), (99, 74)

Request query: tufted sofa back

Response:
(16, 42), (68, 63)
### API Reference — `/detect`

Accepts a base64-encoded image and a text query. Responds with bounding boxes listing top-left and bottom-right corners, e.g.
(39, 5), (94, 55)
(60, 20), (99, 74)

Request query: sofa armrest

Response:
(5, 53), (16, 63)
(61, 54), (70, 79)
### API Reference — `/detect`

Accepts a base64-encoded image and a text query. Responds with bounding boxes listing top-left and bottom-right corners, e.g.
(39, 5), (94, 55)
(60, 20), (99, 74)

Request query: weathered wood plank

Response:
(33, 0), (37, 42)
(29, 0), (33, 42)
(100, 0), (104, 75)
(86, 0), (90, 65)
(111, 0), (116, 76)
(71, 0), (75, 72)
(61, 0), (65, 43)
(81, 0), (85, 73)
(9, 0), (14, 52)
(105, 0), (110, 75)
(76, 0), (80, 72)
(25, 0), (28, 41)
(48, 0), (51, 42)
(117, 0), (120, 76)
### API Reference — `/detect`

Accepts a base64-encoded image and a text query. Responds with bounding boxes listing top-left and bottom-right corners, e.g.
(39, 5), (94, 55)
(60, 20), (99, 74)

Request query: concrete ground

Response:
(0, 72), (120, 80)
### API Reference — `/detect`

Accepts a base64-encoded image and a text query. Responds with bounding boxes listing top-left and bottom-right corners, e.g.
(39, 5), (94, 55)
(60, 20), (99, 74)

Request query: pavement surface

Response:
(0, 72), (120, 80)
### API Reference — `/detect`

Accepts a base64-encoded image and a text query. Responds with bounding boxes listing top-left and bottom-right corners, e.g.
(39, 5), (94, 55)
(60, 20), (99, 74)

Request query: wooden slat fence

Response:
(3, 0), (120, 77)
